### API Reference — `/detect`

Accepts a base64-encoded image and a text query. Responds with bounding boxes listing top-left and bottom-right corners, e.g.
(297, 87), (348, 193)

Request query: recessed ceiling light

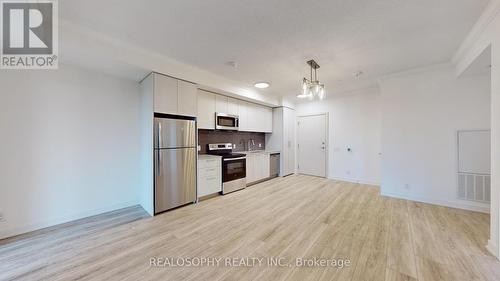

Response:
(254, 82), (270, 89)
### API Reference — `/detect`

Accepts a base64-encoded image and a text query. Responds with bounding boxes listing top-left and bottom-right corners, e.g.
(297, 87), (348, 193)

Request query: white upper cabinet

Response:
(227, 98), (239, 116)
(215, 95), (238, 116)
(152, 73), (197, 117)
(197, 90), (216, 129)
(197, 91), (272, 133)
(154, 74), (177, 115)
(148, 73), (271, 132)
(246, 103), (272, 133)
(215, 95), (228, 113)
(238, 100), (249, 131)
(177, 80), (198, 117)
(247, 104), (260, 132)
(262, 105), (273, 133)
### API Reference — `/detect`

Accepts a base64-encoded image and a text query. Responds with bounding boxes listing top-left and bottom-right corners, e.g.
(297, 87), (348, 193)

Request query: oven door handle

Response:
(223, 157), (246, 161)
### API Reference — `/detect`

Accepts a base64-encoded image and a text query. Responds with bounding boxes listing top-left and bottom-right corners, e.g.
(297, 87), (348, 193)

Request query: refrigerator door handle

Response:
(158, 122), (162, 148)
(156, 150), (161, 176)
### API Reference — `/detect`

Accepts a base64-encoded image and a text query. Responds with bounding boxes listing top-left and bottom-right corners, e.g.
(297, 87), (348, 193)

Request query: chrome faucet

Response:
(247, 139), (255, 151)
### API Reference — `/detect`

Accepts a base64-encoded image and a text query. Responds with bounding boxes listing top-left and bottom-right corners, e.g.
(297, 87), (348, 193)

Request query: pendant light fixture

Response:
(297, 59), (325, 100)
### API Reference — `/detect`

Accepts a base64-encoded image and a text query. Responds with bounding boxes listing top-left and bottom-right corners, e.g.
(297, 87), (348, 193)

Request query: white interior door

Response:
(297, 114), (327, 177)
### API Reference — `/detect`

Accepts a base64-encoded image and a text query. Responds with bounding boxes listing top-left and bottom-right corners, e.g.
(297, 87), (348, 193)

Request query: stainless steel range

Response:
(207, 143), (246, 194)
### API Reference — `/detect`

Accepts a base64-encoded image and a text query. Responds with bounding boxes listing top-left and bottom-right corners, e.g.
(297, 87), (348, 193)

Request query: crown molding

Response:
(377, 62), (451, 83)
(452, 0), (500, 65)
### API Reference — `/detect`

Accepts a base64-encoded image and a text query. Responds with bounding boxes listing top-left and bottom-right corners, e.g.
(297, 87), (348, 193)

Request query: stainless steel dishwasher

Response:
(270, 153), (280, 178)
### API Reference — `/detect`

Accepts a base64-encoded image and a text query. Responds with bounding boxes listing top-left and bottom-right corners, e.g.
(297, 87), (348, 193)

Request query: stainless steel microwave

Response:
(215, 113), (239, 130)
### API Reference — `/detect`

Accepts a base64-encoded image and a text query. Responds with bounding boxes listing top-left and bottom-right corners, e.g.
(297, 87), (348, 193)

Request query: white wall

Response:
(0, 65), (142, 239)
(296, 87), (382, 185)
(451, 0), (500, 255)
(379, 64), (491, 213)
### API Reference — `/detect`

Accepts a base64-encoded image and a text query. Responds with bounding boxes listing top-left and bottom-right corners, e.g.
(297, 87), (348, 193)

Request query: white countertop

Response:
(198, 151), (280, 159)
(240, 150), (281, 155)
(198, 154), (222, 160)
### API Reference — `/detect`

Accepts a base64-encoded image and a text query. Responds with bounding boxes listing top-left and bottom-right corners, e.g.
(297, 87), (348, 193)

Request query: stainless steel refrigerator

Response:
(154, 115), (197, 214)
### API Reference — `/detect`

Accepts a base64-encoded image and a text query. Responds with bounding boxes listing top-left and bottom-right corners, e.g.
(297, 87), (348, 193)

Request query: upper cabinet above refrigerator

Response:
(145, 73), (198, 117)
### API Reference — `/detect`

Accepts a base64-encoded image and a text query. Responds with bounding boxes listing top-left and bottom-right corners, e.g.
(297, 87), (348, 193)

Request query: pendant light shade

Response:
(298, 60), (326, 100)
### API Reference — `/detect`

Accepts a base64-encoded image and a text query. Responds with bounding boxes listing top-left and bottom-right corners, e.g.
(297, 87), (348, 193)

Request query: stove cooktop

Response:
(206, 143), (246, 159)
(222, 153), (245, 159)
(208, 152), (246, 159)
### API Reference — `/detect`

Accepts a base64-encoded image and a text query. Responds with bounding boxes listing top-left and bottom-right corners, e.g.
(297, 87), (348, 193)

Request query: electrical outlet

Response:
(258, 143), (262, 148)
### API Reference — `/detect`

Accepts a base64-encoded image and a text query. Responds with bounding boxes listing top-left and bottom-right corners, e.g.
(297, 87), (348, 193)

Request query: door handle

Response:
(223, 157), (246, 161)
(156, 150), (161, 176)
(158, 122), (162, 148)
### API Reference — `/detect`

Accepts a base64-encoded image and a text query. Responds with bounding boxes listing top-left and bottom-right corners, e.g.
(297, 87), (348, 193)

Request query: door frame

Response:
(297, 113), (329, 178)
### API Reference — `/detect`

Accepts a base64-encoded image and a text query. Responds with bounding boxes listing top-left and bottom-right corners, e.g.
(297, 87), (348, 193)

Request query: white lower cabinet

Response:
(197, 157), (222, 197)
(246, 153), (256, 183)
(260, 153), (270, 179)
(246, 152), (270, 184)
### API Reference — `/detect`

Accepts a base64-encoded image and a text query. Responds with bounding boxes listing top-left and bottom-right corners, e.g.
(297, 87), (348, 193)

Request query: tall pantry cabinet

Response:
(265, 107), (296, 176)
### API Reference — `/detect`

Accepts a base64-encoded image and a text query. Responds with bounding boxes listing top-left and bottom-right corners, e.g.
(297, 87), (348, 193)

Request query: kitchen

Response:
(140, 72), (296, 215)
(2, 1), (497, 279)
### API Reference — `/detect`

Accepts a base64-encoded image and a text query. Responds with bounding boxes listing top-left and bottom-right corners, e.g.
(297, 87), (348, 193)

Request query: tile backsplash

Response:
(198, 129), (265, 154)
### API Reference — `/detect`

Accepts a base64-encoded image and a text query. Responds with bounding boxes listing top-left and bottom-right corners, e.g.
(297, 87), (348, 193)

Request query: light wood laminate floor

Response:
(1, 175), (499, 281)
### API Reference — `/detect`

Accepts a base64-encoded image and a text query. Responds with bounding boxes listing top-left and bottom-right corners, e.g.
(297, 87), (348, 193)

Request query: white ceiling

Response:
(60, 0), (489, 98)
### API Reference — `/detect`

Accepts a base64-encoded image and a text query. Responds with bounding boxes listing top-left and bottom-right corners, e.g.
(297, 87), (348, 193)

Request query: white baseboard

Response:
(329, 176), (380, 186)
(0, 200), (139, 240)
(380, 191), (490, 214)
(487, 239), (499, 259)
